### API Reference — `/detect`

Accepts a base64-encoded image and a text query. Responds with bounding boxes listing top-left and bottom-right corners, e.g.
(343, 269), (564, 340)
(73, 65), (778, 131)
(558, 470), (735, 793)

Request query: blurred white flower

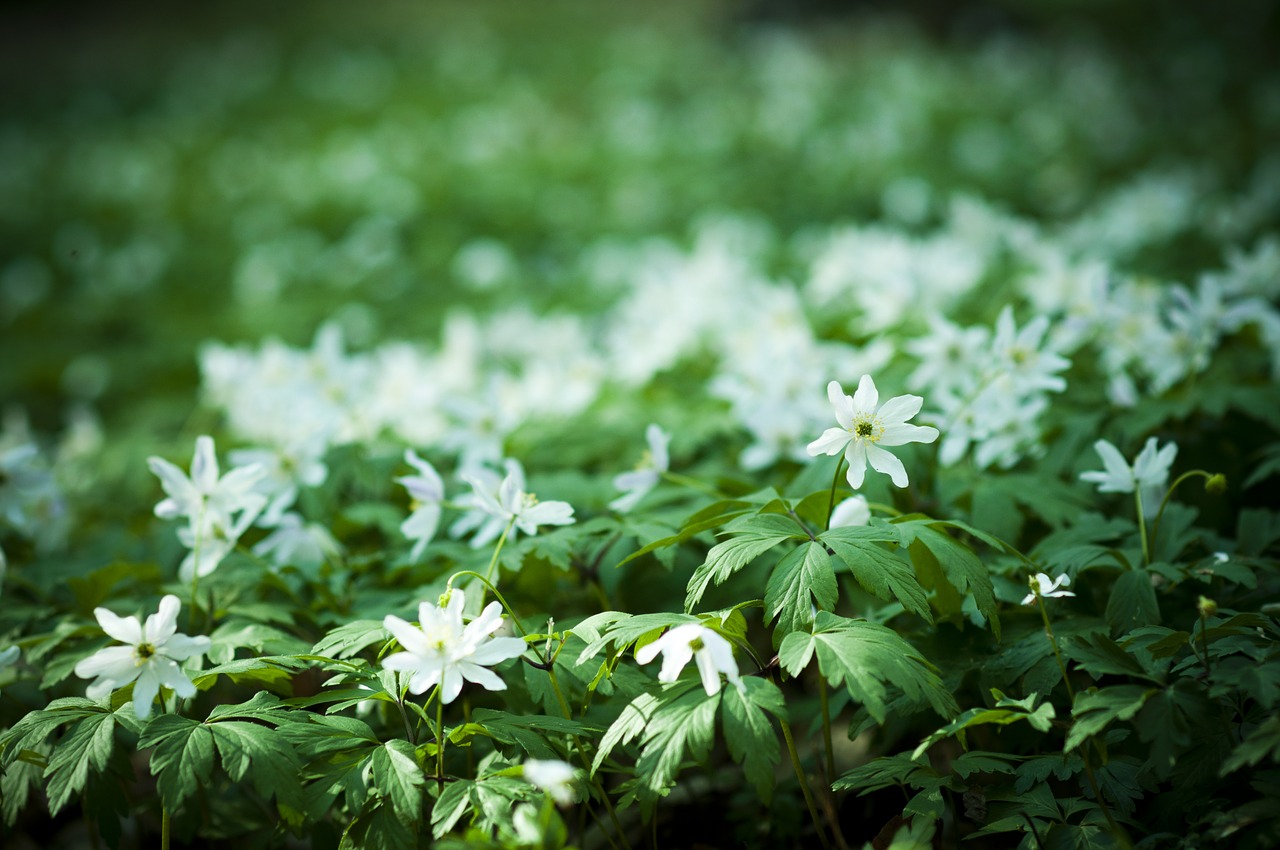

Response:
(609, 424), (670, 513)
(829, 495), (871, 528)
(523, 758), (578, 805)
(396, 449), (445, 562)
(635, 623), (743, 696)
(461, 460), (574, 548)
(73, 595), (210, 719)
(1080, 438), (1177, 516)
(1021, 572), (1075, 605)
(806, 376), (939, 489)
(382, 593), (526, 703)
(252, 511), (341, 570)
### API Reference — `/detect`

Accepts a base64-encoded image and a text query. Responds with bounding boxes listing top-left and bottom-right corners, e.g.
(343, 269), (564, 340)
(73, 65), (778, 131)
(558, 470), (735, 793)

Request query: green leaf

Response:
(720, 678), (785, 802)
(431, 778), (474, 838)
(312, 620), (391, 659)
(0, 698), (102, 767)
(630, 686), (719, 815)
(1105, 569), (1161, 635)
(139, 714), (215, 812)
(370, 740), (424, 826)
(468, 710), (601, 760)
(44, 712), (115, 815)
(616, 499), (753, 568)
(684, 513), (805, 611)
(895, 520), (1000, 637)
(913, 695), (1055, 759)
(764, 542), (837, 639)
(1221, 715), (1280, 774)
(1066, 685), (1155, 751)
(832, 752), (933, 793)
(821, 526), (931, 621)
(191, 655), (308, 691)
(779, 612), (956, 724)
(1063, 631), (1162, 683)
(209, 720), (304, 808)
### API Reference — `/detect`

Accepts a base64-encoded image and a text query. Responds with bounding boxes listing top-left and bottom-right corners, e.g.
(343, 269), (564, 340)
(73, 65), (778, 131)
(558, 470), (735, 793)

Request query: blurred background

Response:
(1, 0), (1277, 437)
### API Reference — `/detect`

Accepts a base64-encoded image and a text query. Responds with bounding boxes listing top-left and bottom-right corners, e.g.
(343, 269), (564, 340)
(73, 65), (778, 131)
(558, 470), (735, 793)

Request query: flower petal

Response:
(865, 444), (909, 488)
(876, 393), (924, 426)
(144, 595), (182, 646)
(191, 436), (219, 493)
(844, 441), (868, 489)
(95, 609), (143, 645)
(879, 423), (939, 447)
(827, 381), (855, 429)
(852, 375), (878, 414)
(806, 428), (850, 457)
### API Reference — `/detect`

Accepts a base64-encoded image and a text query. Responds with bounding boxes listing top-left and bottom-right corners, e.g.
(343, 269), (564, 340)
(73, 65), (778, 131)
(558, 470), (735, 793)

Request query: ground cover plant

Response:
(2, 1), (1279, 848)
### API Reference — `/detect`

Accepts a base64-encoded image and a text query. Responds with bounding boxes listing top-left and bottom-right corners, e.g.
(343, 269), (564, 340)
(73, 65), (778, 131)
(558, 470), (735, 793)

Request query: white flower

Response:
(382, 593), (527, 703)
(1021, 573), (1076, 606)
(635, 623), (744, 697)
(609, 424), (670, 513)
(396, 449), (446, 562)
(1080, 437), (1177, 517)
(148, 436), (268, 581)
(73, 595), (211, 719)
(523, 758), (578, 806)
(990, 306), (1071, 395)
(252, 511), (341, 569)
(828, 495), (871, 528)
(806, 376), (939, 489)
(461, 461), (574, 548)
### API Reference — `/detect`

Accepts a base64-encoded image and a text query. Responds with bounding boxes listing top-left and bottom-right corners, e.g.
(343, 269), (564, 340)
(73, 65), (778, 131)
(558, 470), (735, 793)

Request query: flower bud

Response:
(1197, 595), (1218, 618)
(1205, 474), (1227, 495)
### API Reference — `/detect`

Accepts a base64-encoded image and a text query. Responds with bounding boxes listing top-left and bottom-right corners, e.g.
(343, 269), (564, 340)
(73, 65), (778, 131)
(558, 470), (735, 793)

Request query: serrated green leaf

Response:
(370, 739), (424, 826)
(311, 620), (391, 659)
(616, 500), (753, 568)
(720, 678), (785, 802)
(468, 709), (601, 760)
(431, 777), (474, 838)
(765, 542), (837, 639)
(914, 698), (1055, 759)
(191, 655), (308, 691)
(140, 714), (214, 812)
(1063, 631), (1162, 683)
(44, 712), (115, 814)
(1066, 685), (1155, 751)
(896, 521), (1000, 637)
(821, 526), (931, 621)
(684, 513), (805, 611)
(631, 686), (719, 815)
(1105, 569), (1161, 635)
(1221, 715), (1280, 774)
(209, 720), (303, 808)
(832, 752), (933, 794)
(784, 612), (956, 724)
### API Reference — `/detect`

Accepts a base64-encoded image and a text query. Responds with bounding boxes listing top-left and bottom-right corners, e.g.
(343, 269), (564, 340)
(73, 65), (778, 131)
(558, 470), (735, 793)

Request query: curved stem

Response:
(825, 457), (847, 531)
(1150, 469), (1212, 545)
(435, 686), (446, 793)
(780, 718), (834, 850)
(483, 518), (517, 586)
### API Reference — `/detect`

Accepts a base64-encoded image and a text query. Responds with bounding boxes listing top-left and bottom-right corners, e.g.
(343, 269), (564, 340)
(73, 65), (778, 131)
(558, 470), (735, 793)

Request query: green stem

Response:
(1198, 610), (1213, 680)
(1037, 596), (1074, 703)
(825, 457), (846, 530)
(161, 807), (171, 850)
(435, 686), (446, 793)
(483, 518), (517, 586)
(1134, 489), (1150, 566)
(1150, 470), (1213, 545)
(447, 570), (527, 636)
(780, 718), (834, 850)
(819, 677), (835, 781)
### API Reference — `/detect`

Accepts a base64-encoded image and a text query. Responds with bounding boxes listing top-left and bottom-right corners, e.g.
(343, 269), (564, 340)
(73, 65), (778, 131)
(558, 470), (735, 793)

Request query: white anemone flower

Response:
(382, 593), (527, 704)
(1021, 572), (1076, 606)
(635, 623), (744, 696)
(396, 449), (446, 562)
(829, 495), (871, 528)
(609, 424), (671, 513)
(523, 758), (579, 806)
(461, 462), (575, 548)
(806, 376), (940, 489)
(73, 595), (211, 719)
(1080, 437), (1177, 518)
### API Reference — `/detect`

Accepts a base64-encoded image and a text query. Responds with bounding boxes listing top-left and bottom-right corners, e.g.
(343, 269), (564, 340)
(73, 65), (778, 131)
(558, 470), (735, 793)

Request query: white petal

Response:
(94, 609), (143, 645)
(152, 656), (197, 698)
(162, 634), (211, 661)
(806, 428), (851, 457)
(440, 668), (465, 704)
(827, 381), (855, 429)
(74, 645), (138, 683)
(693, 647), (723, 696)
(879, 423), (939, 447)
(844, 442), (868, 489)
(459, 662), (507, 692)
(132, 666), (162, 719)
(145, 595), (182, 645)
(469, 635), (527, 666)
(865, 444), (909, 488)
(852, 375), (878, 414)
(876, 394), (924, 426)
(191, 436), (219, 493)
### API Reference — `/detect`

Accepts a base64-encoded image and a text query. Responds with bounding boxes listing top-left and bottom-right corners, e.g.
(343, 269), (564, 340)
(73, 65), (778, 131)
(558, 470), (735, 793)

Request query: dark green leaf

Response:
(765, 542), (837, 639)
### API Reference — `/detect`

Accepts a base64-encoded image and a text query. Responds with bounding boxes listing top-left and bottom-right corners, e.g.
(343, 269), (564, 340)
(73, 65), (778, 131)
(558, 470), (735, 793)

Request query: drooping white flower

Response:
(1021, 573), (1076, 606)
(828, 495), (871, 528)
(73, 595), (211, 719)
(609, 424), (670, 513)
(382, 593), (527, 704)
(396, 449), (446, 562)
(461, 461), (574, 548)
(635, 623), (744, 697)
(1081, 437), (1177, 492)
(523, 758), (579, 806)
(806, 376), (939, 489)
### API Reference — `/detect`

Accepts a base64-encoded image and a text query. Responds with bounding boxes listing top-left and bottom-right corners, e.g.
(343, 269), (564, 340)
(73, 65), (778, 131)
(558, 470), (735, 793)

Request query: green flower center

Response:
(856, 422), (874, 438)
(689, 637), (705, 652)
(136, 643), (156, 661)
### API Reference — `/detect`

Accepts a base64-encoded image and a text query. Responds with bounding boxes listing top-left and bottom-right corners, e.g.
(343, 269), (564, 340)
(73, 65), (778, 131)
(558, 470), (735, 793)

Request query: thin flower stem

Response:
(187, 505), (206, 632)
(780, 717), (833, 850)
(1134, 489), (1151, 566)
(435, 686), (446, 793)
(818, 676), (835, 782)
(1198, 610), (1213, 680)
(447, 570), (527, 636)
(1037, 595), (1074, 703)
(1150, 470), (1212, 544)
(161, 807), (171, 850)
(825, 457), (846, 530)
(483, 518), (517, 586)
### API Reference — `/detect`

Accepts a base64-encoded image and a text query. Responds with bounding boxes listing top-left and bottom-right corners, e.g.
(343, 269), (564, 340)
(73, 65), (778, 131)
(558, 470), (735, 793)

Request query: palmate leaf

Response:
(44, 711), (115, 815)
(720, 678), (786, 802)
(779, 612), (956, 725)
(369, 740), (424, 826)
(894, 519), (1000, 638)
(467, 709), (602, 760)
(684, 513), (806, 611)
(913, 690), (1055, 759)
(764, 541), (837, 640)
(616, 499), (754, 568)
(819, 525), (931, 621)
(311, 620), (391, 659)
(209, 720), (305, 810)
(1066, 685), (1156, 752)
(628, 685), (719, 815)
(139, 714), (215, 812)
